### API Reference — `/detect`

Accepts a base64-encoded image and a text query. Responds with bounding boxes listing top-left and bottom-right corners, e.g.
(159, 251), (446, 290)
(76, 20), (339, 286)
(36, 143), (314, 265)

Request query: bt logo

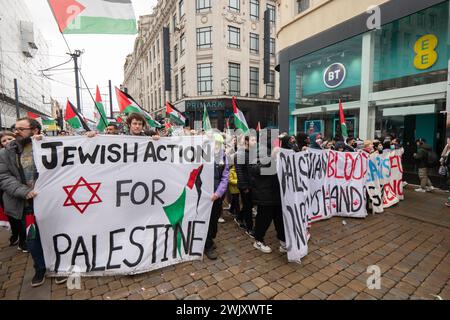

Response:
(414, 34), (438, 70)
(323, 63), (346, 88)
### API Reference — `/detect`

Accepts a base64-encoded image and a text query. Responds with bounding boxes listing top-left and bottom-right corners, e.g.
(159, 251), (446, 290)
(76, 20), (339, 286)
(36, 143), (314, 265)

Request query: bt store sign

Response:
(323, 63), (346, 88)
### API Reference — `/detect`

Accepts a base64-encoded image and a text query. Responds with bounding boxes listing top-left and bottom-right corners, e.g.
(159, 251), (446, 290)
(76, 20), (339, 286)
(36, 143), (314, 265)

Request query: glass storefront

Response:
(287, 1), (450, 180)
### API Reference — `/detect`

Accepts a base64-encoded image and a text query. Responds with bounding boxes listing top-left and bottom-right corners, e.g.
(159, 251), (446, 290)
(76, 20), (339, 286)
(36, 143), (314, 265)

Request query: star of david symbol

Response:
(63, 177), (102, 214)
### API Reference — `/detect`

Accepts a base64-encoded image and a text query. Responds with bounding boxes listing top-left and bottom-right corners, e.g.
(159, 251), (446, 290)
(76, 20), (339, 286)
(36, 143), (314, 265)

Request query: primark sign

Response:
(186, 100), (226, 111)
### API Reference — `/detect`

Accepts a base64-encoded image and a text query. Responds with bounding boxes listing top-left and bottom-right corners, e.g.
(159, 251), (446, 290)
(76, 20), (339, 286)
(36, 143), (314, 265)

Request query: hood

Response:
(309, 133), (322, 149)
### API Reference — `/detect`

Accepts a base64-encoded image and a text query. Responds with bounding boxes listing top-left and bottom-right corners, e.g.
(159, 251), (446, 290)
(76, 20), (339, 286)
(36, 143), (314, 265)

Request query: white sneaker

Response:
(279, 241), (288, 253)
(218, 217), (225, 223)
(426, 186), (435, 192)
(415, 188), (426, 193)
(402, 181), (408, 187)
(253, 241), (272, 254)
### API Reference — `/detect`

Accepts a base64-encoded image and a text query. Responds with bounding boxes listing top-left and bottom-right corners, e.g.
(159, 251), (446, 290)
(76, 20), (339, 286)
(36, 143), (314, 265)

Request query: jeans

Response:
(418, 167), (432, 189)
(27, 223), (46, 273)
(254, 205), (286, 243)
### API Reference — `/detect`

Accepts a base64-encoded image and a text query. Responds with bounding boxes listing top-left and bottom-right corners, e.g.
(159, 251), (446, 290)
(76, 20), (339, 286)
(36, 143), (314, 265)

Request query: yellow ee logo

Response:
(414, 34), (438, 70)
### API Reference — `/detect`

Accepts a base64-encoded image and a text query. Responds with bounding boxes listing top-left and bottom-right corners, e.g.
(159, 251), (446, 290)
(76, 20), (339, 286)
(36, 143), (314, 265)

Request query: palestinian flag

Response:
(256, 121), (261, 132)
(232, 97), (249, 134)
(163, 165), (204, 257)
(95, 86), (109, 132)
(28, 112), (58, 130)
(116, 87), (162, 128)
(166, 102), (186, 126)
(47, 0), (137, 35)
(25, 214), (36, 241)
(203, 105), (212, 131)
(339, 99), (348, 139)
(64, 100), (90, 131)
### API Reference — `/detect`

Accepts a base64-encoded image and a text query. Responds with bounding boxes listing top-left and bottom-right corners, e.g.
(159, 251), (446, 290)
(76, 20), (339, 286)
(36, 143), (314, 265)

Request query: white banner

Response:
(366, 149), (404, 213)
(277, 149), (368, 263)
(33, 135), (214, 276)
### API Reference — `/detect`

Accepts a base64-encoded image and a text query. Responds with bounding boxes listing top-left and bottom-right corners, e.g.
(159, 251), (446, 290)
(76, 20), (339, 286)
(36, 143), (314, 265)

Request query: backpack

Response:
(426, 150), (439, 168)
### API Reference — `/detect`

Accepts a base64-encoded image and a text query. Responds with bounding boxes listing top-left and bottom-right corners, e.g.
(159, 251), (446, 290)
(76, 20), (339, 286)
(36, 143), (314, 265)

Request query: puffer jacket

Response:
(414, 143), (431, 169)
(250, 156), (281, 206)
(0, 140), (36, 219)
(235, 149), (252, 190)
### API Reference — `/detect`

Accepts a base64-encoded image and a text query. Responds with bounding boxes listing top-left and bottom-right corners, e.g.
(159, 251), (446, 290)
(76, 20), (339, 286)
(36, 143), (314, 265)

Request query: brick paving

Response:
(0, 188), (449, 300)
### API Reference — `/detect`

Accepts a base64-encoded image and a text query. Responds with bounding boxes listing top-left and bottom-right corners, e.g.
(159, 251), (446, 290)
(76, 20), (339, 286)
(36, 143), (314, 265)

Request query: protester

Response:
(309, 133), (323, 150)
(335, 141), (346, 152)
(413, 138), (434, 193)
(440, 138), (450, 194)
(105, 123), (119, 135)
(0, 118), (67, 287)
(295, 132), (309, 151)
(235, 135), (257, 237)
(344, 137), (357, 152)
(204, 133), (229, 260)
(227, 155), (240, 219)
(250, 130), (286, 254)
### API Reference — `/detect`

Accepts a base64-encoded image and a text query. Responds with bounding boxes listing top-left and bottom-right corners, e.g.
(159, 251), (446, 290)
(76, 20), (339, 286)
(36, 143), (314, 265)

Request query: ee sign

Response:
(414, 34), (438, 70)
(323, 63), (346, 88)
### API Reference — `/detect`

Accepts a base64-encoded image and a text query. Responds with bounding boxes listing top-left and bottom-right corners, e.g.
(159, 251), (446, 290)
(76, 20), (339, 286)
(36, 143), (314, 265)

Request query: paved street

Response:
(1, 187), (449, 300)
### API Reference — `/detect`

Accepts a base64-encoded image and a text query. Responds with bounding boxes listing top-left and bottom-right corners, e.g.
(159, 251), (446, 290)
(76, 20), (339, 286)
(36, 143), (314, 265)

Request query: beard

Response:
(16, 136), (32, 146)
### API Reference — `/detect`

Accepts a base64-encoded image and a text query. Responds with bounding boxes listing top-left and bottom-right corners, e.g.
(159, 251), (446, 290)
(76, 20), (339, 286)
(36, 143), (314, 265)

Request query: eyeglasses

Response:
(14, 127), (32, 132)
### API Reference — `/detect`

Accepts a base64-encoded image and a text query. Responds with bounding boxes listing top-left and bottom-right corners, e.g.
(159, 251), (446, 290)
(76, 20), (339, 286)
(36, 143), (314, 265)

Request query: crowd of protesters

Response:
(0, 112), (446, 288)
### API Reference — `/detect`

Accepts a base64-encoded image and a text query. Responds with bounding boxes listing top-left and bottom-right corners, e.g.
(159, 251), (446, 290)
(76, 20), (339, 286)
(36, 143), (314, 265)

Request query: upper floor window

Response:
(229, 0), (240, 13)
(179, 0), (185, 18)
(270, 38), (275, 56)
(228, 26), (240, 49)
(267, 4), (275, 25)
(250, 33), (259, 54)
(297, 0), (310, 14)
(250, 0), (259, 20)
(180, 33), (186, 56)
(197, 0), (211, 12)
(197, 27), (212, 49)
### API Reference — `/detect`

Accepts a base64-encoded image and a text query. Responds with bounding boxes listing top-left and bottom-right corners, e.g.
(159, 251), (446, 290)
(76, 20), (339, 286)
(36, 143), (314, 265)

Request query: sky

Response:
(26, 0), (158, 120)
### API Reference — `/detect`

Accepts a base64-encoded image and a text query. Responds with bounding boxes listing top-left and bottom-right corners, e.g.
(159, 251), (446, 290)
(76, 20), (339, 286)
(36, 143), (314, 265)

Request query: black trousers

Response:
(254, 205), (286, 243)
(205, 198), (222, 251)
(238, 189), (253, 231)
(9, 216), (26, 246)
(229, 193), (240, 216)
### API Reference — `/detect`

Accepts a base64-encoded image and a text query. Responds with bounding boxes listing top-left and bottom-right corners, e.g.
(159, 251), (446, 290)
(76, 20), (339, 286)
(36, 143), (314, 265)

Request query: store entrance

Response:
(376, 100), (446, 186)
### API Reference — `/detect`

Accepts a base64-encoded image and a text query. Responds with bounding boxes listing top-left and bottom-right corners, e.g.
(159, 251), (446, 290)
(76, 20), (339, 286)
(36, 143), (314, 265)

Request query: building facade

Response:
(123, 0), (279, 130)
(0, 0), (52, 128)
(277, 0), (450, 182)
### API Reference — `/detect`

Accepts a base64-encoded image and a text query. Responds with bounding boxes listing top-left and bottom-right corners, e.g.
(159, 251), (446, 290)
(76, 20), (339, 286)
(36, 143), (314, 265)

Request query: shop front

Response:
(180, 98), (278, 131)
(279, 0), (450, 185)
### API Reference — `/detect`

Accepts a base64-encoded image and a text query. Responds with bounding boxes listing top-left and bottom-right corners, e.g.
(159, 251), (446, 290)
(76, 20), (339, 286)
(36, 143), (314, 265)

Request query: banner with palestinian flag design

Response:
(47, 0), (137, 34)
(33, 135), (215, 276)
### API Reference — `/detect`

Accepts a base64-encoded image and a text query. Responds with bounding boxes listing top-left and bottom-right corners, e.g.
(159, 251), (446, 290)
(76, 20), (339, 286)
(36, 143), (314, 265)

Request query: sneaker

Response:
(204, 249), (218, 260)
(31, 270), (46, 287)
(253, 241), (272, 254)
(9, 235), (19, 247)
(415, 188), (426, 193)
(246, 230), (255, 239)
(18, 244), (28, 253)
(54, 277), (68, 285)
(218, 217), (226, 223)
(402, 181), (408, 187)
(279, 241), (288, 253)
(426, 186), (435, 192)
